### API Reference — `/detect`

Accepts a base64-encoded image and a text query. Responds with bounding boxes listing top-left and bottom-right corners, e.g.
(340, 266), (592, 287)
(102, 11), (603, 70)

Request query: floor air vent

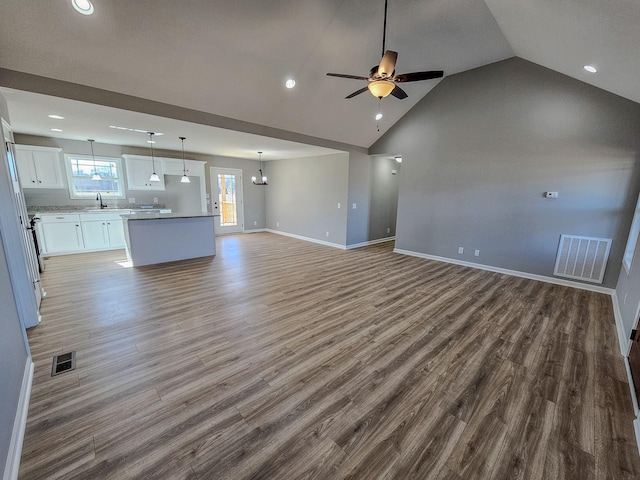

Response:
(51, 351), (76, 376)
(553, 234), (611, 284)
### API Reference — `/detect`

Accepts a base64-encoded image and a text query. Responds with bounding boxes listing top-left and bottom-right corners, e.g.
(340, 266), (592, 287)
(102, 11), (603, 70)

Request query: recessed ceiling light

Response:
(72, 0), (94, 15)
(51, 128), (63, 132)
(285, 78), (296, 89)
(48, 114), (65, 120)
(375, 112), (383, 121)
(583, 65), (598, 73)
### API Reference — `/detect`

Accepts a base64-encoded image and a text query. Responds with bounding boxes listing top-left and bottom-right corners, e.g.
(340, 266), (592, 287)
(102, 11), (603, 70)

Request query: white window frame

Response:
(64, 154), (125, 199)
(623, 192), (640, 275)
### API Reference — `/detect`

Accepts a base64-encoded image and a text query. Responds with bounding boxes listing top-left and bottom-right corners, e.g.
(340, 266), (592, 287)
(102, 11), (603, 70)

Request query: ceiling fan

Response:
(326, 0), (444, 100)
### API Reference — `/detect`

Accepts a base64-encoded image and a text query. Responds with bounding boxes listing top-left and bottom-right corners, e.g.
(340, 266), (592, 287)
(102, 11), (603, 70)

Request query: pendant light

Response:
(88, 139), (101, 180)
(179, 136), (190, 183)
(147, 132), (160, 182)
(251, 151), (268, 185)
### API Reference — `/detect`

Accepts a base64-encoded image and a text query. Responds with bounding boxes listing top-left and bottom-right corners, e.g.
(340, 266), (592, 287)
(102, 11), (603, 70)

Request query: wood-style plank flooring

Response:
(19, 233), (640, 479)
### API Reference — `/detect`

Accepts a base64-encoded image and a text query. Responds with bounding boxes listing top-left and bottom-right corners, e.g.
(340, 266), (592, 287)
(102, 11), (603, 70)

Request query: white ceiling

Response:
(0, 87), (340, 160)
(0, 0), (638, 152)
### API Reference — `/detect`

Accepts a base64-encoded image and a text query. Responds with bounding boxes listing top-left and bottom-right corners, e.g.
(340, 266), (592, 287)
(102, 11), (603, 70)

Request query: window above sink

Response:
(64, 154), (125, 199)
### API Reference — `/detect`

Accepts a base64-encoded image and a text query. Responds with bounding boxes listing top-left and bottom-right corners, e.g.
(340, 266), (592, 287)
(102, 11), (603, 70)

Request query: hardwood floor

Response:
(19, 233), (640, 479)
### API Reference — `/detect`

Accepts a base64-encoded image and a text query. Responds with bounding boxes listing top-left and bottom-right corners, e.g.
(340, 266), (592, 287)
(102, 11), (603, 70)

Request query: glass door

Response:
(210, 167), (244, 234)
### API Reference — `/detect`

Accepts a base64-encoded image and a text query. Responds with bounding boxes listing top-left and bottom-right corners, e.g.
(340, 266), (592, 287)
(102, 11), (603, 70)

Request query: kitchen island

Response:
(121, 212), (215, 266)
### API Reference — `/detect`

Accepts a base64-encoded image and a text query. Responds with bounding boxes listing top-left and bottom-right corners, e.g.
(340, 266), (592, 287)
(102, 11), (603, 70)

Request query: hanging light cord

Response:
(180, 136), (187, 173)
(89, 139), (97, 170)
(149, 132), (156, 172)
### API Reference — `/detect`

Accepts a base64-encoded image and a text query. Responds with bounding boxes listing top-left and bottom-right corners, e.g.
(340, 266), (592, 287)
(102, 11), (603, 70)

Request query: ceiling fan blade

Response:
(390, 85), (408, 99)
(378, 50), (398, 78)
(394, 70), (444, 83)
(345, 86), (369, 99)
(327, 73), (370, 81)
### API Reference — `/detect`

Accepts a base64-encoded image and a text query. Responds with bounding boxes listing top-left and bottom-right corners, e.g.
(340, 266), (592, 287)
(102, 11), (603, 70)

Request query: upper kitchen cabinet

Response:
(123, 154), (165, 191)
(162, 158), (205, 178)
(15, 145), (65, 189)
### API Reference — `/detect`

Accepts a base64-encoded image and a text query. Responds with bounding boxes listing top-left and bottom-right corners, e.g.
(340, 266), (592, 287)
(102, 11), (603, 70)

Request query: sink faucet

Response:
(96, 192), (107, 209)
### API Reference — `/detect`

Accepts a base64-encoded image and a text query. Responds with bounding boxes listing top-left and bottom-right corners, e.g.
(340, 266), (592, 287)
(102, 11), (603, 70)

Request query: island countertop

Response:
(121, 212), (214, 221)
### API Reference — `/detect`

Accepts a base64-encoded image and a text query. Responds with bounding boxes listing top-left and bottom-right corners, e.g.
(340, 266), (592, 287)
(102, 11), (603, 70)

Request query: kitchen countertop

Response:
(120, 212), (214, 221)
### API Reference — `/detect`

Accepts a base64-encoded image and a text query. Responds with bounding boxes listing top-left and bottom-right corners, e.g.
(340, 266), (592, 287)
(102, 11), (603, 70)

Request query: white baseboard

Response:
(393, 248), (615, 295)
(624, 357), (640, 457)
(611, 291), (632, 356)
(266, 229), (346, 250)
(635, 418), (640, 458)
(3, 358), (33, 480)
(243, 228), (267, 234)
(346, 236), (395, 250)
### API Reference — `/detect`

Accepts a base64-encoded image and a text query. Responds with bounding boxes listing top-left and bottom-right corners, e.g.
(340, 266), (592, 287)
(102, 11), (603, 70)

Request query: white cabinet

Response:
(39, 212), (128, 255)
(81, 221), (110, 250)
(81, 217), (125, 250)
(15, 145), (65, 189)
(162, 159), (185, 176)
(40, 215), (83, 253)
(106, 219), (126, 248)
(123, 155), (165, 190)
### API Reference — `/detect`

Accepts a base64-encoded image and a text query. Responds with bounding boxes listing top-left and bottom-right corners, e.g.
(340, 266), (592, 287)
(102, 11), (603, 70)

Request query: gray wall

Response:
(0, 233), (29, 476)
(616, 223), (640, 345)
(346, 151), (371, 246)
(371, 57), (640, 288)
(369, 156), (401, 241)
(265, 153), (349, 245)
(0, 94), (31, 477)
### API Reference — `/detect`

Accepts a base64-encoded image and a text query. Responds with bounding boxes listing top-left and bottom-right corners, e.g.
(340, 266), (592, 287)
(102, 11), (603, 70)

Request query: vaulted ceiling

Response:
(0, 0), (638, 152)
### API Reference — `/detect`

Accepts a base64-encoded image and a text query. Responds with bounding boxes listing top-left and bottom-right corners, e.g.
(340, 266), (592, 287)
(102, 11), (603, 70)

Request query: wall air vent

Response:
(553, 234), (611, 284)
(51, 351), (76, 376)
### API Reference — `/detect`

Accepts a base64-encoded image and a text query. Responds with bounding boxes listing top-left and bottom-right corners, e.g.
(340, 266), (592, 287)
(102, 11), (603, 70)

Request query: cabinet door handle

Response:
(32, 180), (36, 183)
(38, 180), (42, 183)
(75, 224), (79, 227)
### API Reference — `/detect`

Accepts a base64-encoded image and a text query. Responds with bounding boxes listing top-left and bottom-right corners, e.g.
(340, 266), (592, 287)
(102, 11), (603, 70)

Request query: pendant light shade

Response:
(88, 139), (101, 180)
(179, 136), (190, 183)
(251, 152), (268, 186)
(148, 132), (160, 182)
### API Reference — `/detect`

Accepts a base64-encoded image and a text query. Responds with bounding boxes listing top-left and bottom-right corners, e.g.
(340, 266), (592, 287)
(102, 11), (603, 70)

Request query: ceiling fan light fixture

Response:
(368, 80), (395, 98)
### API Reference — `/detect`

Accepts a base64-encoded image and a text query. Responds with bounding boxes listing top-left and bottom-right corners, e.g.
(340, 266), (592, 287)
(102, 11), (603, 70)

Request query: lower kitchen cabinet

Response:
(39, 212), (127, 255)
(41, 217), (83, 253)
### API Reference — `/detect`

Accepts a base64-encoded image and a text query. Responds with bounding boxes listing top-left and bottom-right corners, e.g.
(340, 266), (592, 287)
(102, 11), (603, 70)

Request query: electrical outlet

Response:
(128, 198), (135, 204)
(254, 220), (257, 226)
(337, 202), (341, 208)
(326, 231), (329, 237)
(352, 203), (357, 209)
(458, 247), (464, 254)
(153, 197), (158, 203)
(387, 227), (390, 234)
(276, 222), (279, 227)
(474, 249), (480, 256)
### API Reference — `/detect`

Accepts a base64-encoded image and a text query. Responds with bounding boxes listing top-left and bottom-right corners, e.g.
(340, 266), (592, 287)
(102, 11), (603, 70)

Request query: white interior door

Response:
(210, 167), (244, 234)
(4, 122), (43, 305)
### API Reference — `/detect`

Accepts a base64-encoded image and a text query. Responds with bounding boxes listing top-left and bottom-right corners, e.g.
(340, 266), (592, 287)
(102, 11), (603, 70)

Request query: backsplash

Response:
(28, 204), (166, 214)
